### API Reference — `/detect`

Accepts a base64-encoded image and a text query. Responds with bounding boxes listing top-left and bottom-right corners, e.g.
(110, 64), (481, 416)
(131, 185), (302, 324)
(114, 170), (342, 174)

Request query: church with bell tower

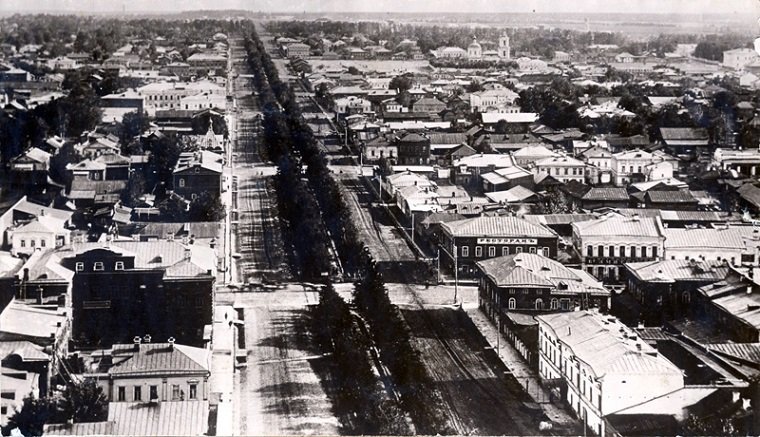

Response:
(498, 32), (511, 59)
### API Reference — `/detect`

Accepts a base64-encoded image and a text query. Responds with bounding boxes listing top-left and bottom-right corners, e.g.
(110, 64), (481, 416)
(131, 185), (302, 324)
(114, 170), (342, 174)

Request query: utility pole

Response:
(436, 248), (440, 284)
(454, 243), (458, 305)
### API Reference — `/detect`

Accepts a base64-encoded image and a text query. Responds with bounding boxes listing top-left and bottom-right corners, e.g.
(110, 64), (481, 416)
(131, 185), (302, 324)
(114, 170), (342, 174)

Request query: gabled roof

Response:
(582, 187), (630, 201)
(659, 127), (709, 141)
(442, 216), (556, 238)
(485, 186), (537, 203)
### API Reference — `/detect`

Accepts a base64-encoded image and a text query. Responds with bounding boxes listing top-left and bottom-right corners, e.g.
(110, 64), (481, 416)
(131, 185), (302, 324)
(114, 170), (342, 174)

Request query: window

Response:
(118, 386), (125, 402)
(134, 386), (142, 402)
(179, 178), (185, 187)
(40, 239), (45, 247)
(149, 385), (158, 401)
(516, 247), (523, 254)
(115, 261), (125, 270)
(75, 262), (84, 272)
(652, 247), (658, 258)
(609, 245), (615, 257)
(529, 247), (537, 254)
(93, 262), (104, 271)
(172, 384), (181, 401)
(30, 240), (35, 247)
(20, 240), (25, 248)
(502, 247), (509, 256)
(191, 193), (198, 201)
(587, 245), (593, 257)
(475, 246), (483, 257)
(189, 384), (197, 400)
(535, 298), (544, 310)
(551, 298), (559, 310)
(488, 246), (496, 257)
(508, 298), (516, 310)
(641, 246), (648, 258)
(598, 245), (604, 257)
(461, 246), (469, 257)
(620, 245), (626, 258)
(682, 292), (691, 304)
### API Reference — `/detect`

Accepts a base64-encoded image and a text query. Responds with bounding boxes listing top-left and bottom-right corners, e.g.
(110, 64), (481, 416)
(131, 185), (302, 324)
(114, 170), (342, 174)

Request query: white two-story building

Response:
(537, 311), (684, 436)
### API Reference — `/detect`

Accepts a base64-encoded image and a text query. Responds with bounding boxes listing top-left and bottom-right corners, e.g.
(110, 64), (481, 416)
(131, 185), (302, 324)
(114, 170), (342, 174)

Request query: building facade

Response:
(440, 216), (558, 276)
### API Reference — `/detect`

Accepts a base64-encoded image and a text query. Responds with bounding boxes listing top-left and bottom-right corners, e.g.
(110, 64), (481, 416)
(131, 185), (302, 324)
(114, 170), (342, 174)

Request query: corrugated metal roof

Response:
(108, 401), (209, 435)
(443, 216), (556, 238)
(45, 421), (116, 435)
(108, 343), (210, 377)
(573, 215), (664, 238)
(537, 312), (683, 378)
(708, 343), (760, 365)
(523, 214), (598, 226)
(625, 260), (728, 282)
(645, 190), (698, 204)
(477, 253), (608, 295)
(663, 228), (745, 250)
(583, 187), (629, 201)
(712, 293), (760, 331)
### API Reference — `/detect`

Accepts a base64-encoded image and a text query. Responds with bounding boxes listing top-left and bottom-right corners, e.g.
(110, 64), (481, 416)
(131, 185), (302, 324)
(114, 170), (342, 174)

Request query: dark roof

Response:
(583, 187), (630, 201)
(737, 183), (760, 209)
(645, 190), (698, 204)
(605, 134), (650, 148)
(397, 132), (429, 143)
(607, 414), (679, 437)
(659, 127), (709, 141)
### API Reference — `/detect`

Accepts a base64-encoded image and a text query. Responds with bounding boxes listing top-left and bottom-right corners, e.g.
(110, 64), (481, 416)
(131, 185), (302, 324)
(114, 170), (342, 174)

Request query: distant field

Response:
(309, 59), (432, 74)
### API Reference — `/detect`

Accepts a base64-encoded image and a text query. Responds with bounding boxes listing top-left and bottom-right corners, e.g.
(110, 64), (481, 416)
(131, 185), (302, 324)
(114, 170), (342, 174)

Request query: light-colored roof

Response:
(107, 342), (210, 376)
(174, 150), (223, 174)
(535, 156), (585, 167)
(512, 145), (558, 158)
(537, 311), (684, 378)
(478, 253), (608, 295)
(61, 241), (216, 277)
(625, 260), (729, 283)
(442, 216), (556, 238)
(663, 228), (745, 251)
(454, 153), (515, 168)
(107, 401), (209, 435)
(485, 186), (536, 203)
(0, 340), (48, 361)
(0, 300), (66, 341)
(481, 112), (539, 124)
(712, 292), (760, 331)
(573, 215), (664, 238)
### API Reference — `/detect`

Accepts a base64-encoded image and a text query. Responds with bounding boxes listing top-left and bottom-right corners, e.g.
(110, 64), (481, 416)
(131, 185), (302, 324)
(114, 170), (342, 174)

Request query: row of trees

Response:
(312, 283), (410, 434)
(352, 256), (455, 434)
(246, 28), (455, 433)
(244, 34), (333, 280)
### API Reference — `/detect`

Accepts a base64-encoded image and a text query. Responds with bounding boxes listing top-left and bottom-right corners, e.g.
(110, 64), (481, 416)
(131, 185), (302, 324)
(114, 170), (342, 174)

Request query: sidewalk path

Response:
(465, 305), (579, 429)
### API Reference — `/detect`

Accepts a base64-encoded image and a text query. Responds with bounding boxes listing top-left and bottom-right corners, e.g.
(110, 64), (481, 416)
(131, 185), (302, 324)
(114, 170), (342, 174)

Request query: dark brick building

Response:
(172, 151), (223, 200)
(60, 241), (216, 349)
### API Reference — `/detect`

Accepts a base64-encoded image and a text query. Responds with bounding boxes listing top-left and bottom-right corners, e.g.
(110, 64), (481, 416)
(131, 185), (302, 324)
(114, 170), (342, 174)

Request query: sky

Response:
(0, 0), (757, 15)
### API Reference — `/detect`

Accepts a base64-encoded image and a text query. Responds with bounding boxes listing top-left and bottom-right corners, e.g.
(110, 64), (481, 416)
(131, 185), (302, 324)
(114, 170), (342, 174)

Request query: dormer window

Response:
(75, 262), (84, 272)
(115, 261), (125, 271)
(93, 262), (104, 271)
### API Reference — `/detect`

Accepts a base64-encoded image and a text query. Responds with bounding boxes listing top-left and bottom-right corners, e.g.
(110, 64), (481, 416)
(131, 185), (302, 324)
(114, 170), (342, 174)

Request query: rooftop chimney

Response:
(143, 334), (152, 344)
(168, 337), (176, 350)
(133, 336), (142, 351)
